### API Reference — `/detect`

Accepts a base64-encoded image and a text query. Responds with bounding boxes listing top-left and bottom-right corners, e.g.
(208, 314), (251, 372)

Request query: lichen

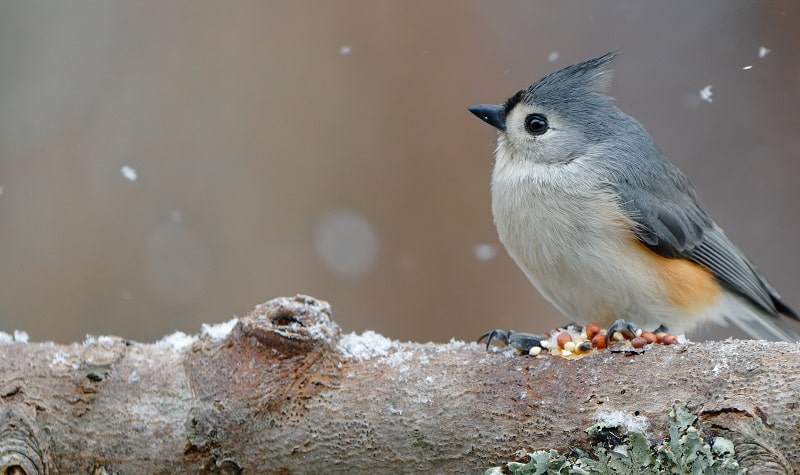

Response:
(486, 402), (744, 475)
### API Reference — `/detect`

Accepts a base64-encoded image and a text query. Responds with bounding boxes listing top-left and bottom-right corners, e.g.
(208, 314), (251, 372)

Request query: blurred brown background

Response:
(0, 1), (798, 344)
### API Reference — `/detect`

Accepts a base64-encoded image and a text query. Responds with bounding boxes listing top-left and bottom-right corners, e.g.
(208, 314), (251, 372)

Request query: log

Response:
(0, 295), (798, 474)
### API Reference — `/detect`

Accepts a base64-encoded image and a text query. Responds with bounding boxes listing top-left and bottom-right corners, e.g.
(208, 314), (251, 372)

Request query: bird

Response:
(468, 52), (798, 346)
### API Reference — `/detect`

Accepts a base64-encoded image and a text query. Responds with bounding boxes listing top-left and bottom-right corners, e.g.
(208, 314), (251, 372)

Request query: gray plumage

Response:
(470, 52), (797, 340)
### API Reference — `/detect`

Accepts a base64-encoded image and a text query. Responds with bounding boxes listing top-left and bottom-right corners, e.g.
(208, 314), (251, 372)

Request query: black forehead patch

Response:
(503, 90), (527, 115)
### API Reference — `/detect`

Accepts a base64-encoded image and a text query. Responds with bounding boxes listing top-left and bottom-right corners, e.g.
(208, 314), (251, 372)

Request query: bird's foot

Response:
(478, 329), (544, 354)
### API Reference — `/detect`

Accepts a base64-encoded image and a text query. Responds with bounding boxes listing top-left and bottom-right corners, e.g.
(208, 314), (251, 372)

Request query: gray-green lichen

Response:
(486, 402), (744, 475)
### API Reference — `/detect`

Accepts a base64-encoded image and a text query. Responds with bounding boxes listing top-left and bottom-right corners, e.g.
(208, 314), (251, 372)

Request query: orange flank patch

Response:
(634, 241), (721, 311)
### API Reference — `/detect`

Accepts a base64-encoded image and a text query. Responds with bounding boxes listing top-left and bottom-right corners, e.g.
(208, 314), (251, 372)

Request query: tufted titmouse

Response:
(468, 53), (798, 341)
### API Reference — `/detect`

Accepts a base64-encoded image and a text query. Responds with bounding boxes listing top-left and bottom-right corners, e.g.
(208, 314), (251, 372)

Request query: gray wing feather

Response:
(615, 182), (787, 319)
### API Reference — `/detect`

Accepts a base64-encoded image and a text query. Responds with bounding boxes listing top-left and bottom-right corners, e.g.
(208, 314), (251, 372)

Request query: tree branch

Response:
(0, 295), (798, 474)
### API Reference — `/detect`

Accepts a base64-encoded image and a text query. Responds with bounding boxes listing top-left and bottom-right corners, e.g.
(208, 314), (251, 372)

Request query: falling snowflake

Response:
(121, 165), (138, 182)
(547, 51), (559, 62)
(699, 85), (713, 103)
(340, 45), (352, 55)
(758, 46), (770, 58)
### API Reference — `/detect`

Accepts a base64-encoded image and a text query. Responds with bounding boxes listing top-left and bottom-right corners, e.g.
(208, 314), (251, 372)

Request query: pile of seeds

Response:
(536, 322), (678, 359)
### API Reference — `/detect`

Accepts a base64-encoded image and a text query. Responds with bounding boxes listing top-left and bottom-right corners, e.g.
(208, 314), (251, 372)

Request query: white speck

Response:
(340, 45), (352, 55)
(758, 46), (770, 58)
(473, 243), (498, 261)
(155, 331), (197, 351)
(742, 65), (753, 70)
(315, 209), (379, 278)
(127, 371), (139, 383)
(699, 85), (713, 103)
(169, 209), (183, 223)
(337, 330), (395, 360)
(121, 165), (138, 182)
(547, 51), (559, 62)
(596, 409), (650, 435)
(0, 332), (13, 344)
(201, 317), (238, 341)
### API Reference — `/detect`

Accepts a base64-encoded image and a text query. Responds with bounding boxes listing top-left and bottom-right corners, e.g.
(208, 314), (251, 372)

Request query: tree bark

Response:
(0, 295), (798, 474)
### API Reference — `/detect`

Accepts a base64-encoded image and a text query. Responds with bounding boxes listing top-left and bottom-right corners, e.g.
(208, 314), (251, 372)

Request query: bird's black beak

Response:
(468, 104), (506, 132)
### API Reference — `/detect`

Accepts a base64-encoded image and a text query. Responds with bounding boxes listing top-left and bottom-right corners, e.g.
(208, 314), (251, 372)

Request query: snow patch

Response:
(83, 335), (119, 346)
(337, 330), (395, 360)
(381, 349), (413, 371)
(0, 331), (32, 344)
(12, 330), (29, 343)
(435, 338), (469, 353)
(202, 317), (238, 340)
(155, 331), (197, 351)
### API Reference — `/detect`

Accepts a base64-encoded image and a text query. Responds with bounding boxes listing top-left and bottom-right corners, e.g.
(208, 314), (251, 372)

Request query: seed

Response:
(529, 346), (542, 356)
(591, 333), (607, 349)
(563, 341), (576, 352)
(556, 332), (572, 349)
(662, 334), (677, 345)
(586, 322), (601, 339)
(631, 336), (647, 348)
(640, 331), (657, 344)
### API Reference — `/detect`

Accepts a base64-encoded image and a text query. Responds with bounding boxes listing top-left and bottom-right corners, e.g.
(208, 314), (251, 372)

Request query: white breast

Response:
(490, 142), (679, 327)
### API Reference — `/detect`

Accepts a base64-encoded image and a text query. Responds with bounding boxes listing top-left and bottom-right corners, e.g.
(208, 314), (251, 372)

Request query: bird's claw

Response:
(478, 329), (543, 353)
(606, 319), (639, 341)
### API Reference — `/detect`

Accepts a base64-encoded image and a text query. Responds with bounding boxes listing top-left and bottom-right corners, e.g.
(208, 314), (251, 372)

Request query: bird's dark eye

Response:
(524, 113), (549, 136)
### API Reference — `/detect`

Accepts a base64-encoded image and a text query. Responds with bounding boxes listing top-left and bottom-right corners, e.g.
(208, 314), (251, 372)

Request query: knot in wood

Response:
(237, 295), (341, 356)
(0, 408), (45, 475)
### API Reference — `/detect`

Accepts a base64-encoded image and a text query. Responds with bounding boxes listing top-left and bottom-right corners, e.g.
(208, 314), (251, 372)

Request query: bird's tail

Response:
(717, 291), (800, 341)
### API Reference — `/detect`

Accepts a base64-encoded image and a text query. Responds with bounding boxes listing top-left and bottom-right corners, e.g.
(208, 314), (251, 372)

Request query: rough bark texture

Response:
(0, 295), (798, 474)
